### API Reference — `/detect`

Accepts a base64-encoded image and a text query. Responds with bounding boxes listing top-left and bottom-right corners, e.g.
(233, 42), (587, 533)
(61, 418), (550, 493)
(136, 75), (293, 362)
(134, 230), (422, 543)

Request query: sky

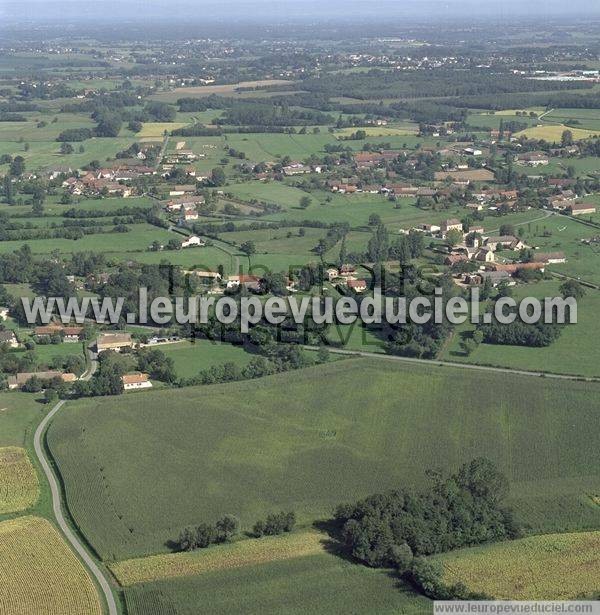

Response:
(2, 0), (599, 25)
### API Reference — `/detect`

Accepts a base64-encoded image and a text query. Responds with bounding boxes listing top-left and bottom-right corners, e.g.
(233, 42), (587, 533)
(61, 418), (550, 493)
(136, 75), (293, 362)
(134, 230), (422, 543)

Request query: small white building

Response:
(181, 235), (205, 249)
(122, 373), (153, 391)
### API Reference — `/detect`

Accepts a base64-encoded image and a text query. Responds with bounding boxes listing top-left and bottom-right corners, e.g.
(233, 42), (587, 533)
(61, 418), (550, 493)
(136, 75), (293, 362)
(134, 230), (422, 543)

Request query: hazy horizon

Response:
(2, 0), (600, 26)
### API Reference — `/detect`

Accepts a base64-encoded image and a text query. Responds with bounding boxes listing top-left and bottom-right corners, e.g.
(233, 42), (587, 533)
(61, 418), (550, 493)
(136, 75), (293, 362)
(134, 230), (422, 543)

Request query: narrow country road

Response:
(32, 352), (118, 615)
(304, 345), (600, 383)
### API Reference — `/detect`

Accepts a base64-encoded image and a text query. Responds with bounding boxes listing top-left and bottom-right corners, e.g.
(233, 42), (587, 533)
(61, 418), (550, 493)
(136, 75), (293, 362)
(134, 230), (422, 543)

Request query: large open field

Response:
(122, 551), (429, 615)
(0, 447), (39, 514)
(436, 530), (600, 599)
(48, 358), (600, 561)
(0, 516), (102, 615)
(150, 80), (294, 103)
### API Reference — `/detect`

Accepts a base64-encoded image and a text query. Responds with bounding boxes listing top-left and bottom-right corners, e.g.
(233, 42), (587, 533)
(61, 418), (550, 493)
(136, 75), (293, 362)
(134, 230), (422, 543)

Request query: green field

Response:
(123, 551), (429, 615)
(160, 341), (254, 378)
(47, 358), (600, 560)
(0, 393), (45, 448)
(444, 280), (600, 378)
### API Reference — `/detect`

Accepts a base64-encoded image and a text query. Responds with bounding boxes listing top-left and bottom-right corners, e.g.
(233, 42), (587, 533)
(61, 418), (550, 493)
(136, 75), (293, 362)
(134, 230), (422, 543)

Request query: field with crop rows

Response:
(48, 358), (600, 560)
(112, 530), (325, 585)
(437, 530), (600, 599)
(0, 447), (39, 514)
(0, 516), (102, 615)
(122, 551), (430, 615)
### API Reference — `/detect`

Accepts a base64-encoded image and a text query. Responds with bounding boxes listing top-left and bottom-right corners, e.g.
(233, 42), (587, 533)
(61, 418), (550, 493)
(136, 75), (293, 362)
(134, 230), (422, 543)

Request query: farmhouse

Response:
(347, 279), (367, 293)
(516, 152), (549, 166)
(441, 219), (463, 235)
(35, 324), (84, 341)
(570, 203), (596, 216)
(226, 274), (262, 291)
(282, 163), (311, 175)
(169, 185), (197, 196)
(326, 268), (340, 281)
(0, 307), (8, 320)
(166, 196), (205, 211)
(186, 270), (222, 284)
(96, 332), (133, 353)
(478, 270), (515, 287)
(7, 371), (77, 390)
(181, 235), (205, 248)
(122, 373), (153, 391)
(484, 236), (524, 251)
(0, 330), (18, 348)
(180, 207), (199, 222)
(532, 252), (567, 264)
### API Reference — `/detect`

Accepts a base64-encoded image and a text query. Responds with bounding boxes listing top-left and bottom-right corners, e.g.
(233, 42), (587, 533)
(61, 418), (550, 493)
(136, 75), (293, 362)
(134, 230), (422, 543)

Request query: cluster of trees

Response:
(253, 511), (296, 537)
(177, 514), (240, 551)
(72, 351), (124, 397)
(478, 319), (562, 347)
(176, 510), (295, 553)
(334, 458), (520, 592)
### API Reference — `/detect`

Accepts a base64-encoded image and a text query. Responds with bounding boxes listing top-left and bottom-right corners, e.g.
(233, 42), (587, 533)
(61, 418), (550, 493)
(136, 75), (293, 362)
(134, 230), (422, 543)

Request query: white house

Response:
(181, 235), (205, 249)
(122, 373), (153, 391)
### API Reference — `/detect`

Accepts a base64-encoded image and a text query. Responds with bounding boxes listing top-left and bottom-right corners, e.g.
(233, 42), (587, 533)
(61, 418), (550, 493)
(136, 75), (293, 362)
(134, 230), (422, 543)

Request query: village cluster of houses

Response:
(413, 218), (568, 287)
(61, 165), (157, 197)
(325, 265), (367, 293)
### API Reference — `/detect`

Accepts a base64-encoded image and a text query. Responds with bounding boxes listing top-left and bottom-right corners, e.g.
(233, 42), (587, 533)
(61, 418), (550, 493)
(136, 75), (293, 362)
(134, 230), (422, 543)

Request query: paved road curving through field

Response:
(32, 353), (118, 615)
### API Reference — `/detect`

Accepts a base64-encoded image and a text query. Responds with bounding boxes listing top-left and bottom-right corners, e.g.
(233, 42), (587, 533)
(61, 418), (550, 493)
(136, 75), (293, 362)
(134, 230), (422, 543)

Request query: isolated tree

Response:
(561, 130), (574, 147)
(60, 142), (74, 155)
(9, 156), (25, 177)
(240, 240), (256, 256)
(299, 196), (312, 209)
(446, 228), (463, 246)
(210, 167), (226, 186)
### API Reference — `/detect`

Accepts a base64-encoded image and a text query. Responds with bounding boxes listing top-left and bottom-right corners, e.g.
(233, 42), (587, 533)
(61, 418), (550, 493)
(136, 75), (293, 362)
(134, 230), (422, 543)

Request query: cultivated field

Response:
(514, 124), (600, 142)
(123, 551), (430, 615)
(0, 516), (102, 615)
(437, 530), (600, 599)
(0, 447), (39, 514)
(138, 122), (188, 137)
(112, 530), (326, 585)
(151, 80), (294, 102)
(48, 358), (600, 560)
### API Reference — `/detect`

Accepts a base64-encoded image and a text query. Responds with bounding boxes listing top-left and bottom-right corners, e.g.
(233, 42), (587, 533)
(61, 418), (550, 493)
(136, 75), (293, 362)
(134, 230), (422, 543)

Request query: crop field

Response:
(0, 516), (102, 615)
(123, 551), (429, 615)
(436, 530), (600, 599)
(150, 79), (294, 102)
(514, 124), (600, 142)
(138, 122), (188, 137)
(48, 358), (600, 560)
(222, 133), (334, 161)
(112, 530), (326, 585)
(159, 340), (254, 378)
(0, 447), (39, 514)
(334, 124), (418, 137)
(0, 393), (45, 448)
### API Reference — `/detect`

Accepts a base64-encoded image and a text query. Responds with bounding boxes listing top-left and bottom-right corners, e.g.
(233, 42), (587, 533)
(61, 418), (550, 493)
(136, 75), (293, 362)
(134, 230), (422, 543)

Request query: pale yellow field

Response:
(138, 122), (188, 137)
(335, 125), (417, 138)
(111, 530), (326, 586)
(437, 530), (600, 599)
(0, 447), (38, 513)
(0, 516), (102, 615)
(515, 124), (600, 142)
